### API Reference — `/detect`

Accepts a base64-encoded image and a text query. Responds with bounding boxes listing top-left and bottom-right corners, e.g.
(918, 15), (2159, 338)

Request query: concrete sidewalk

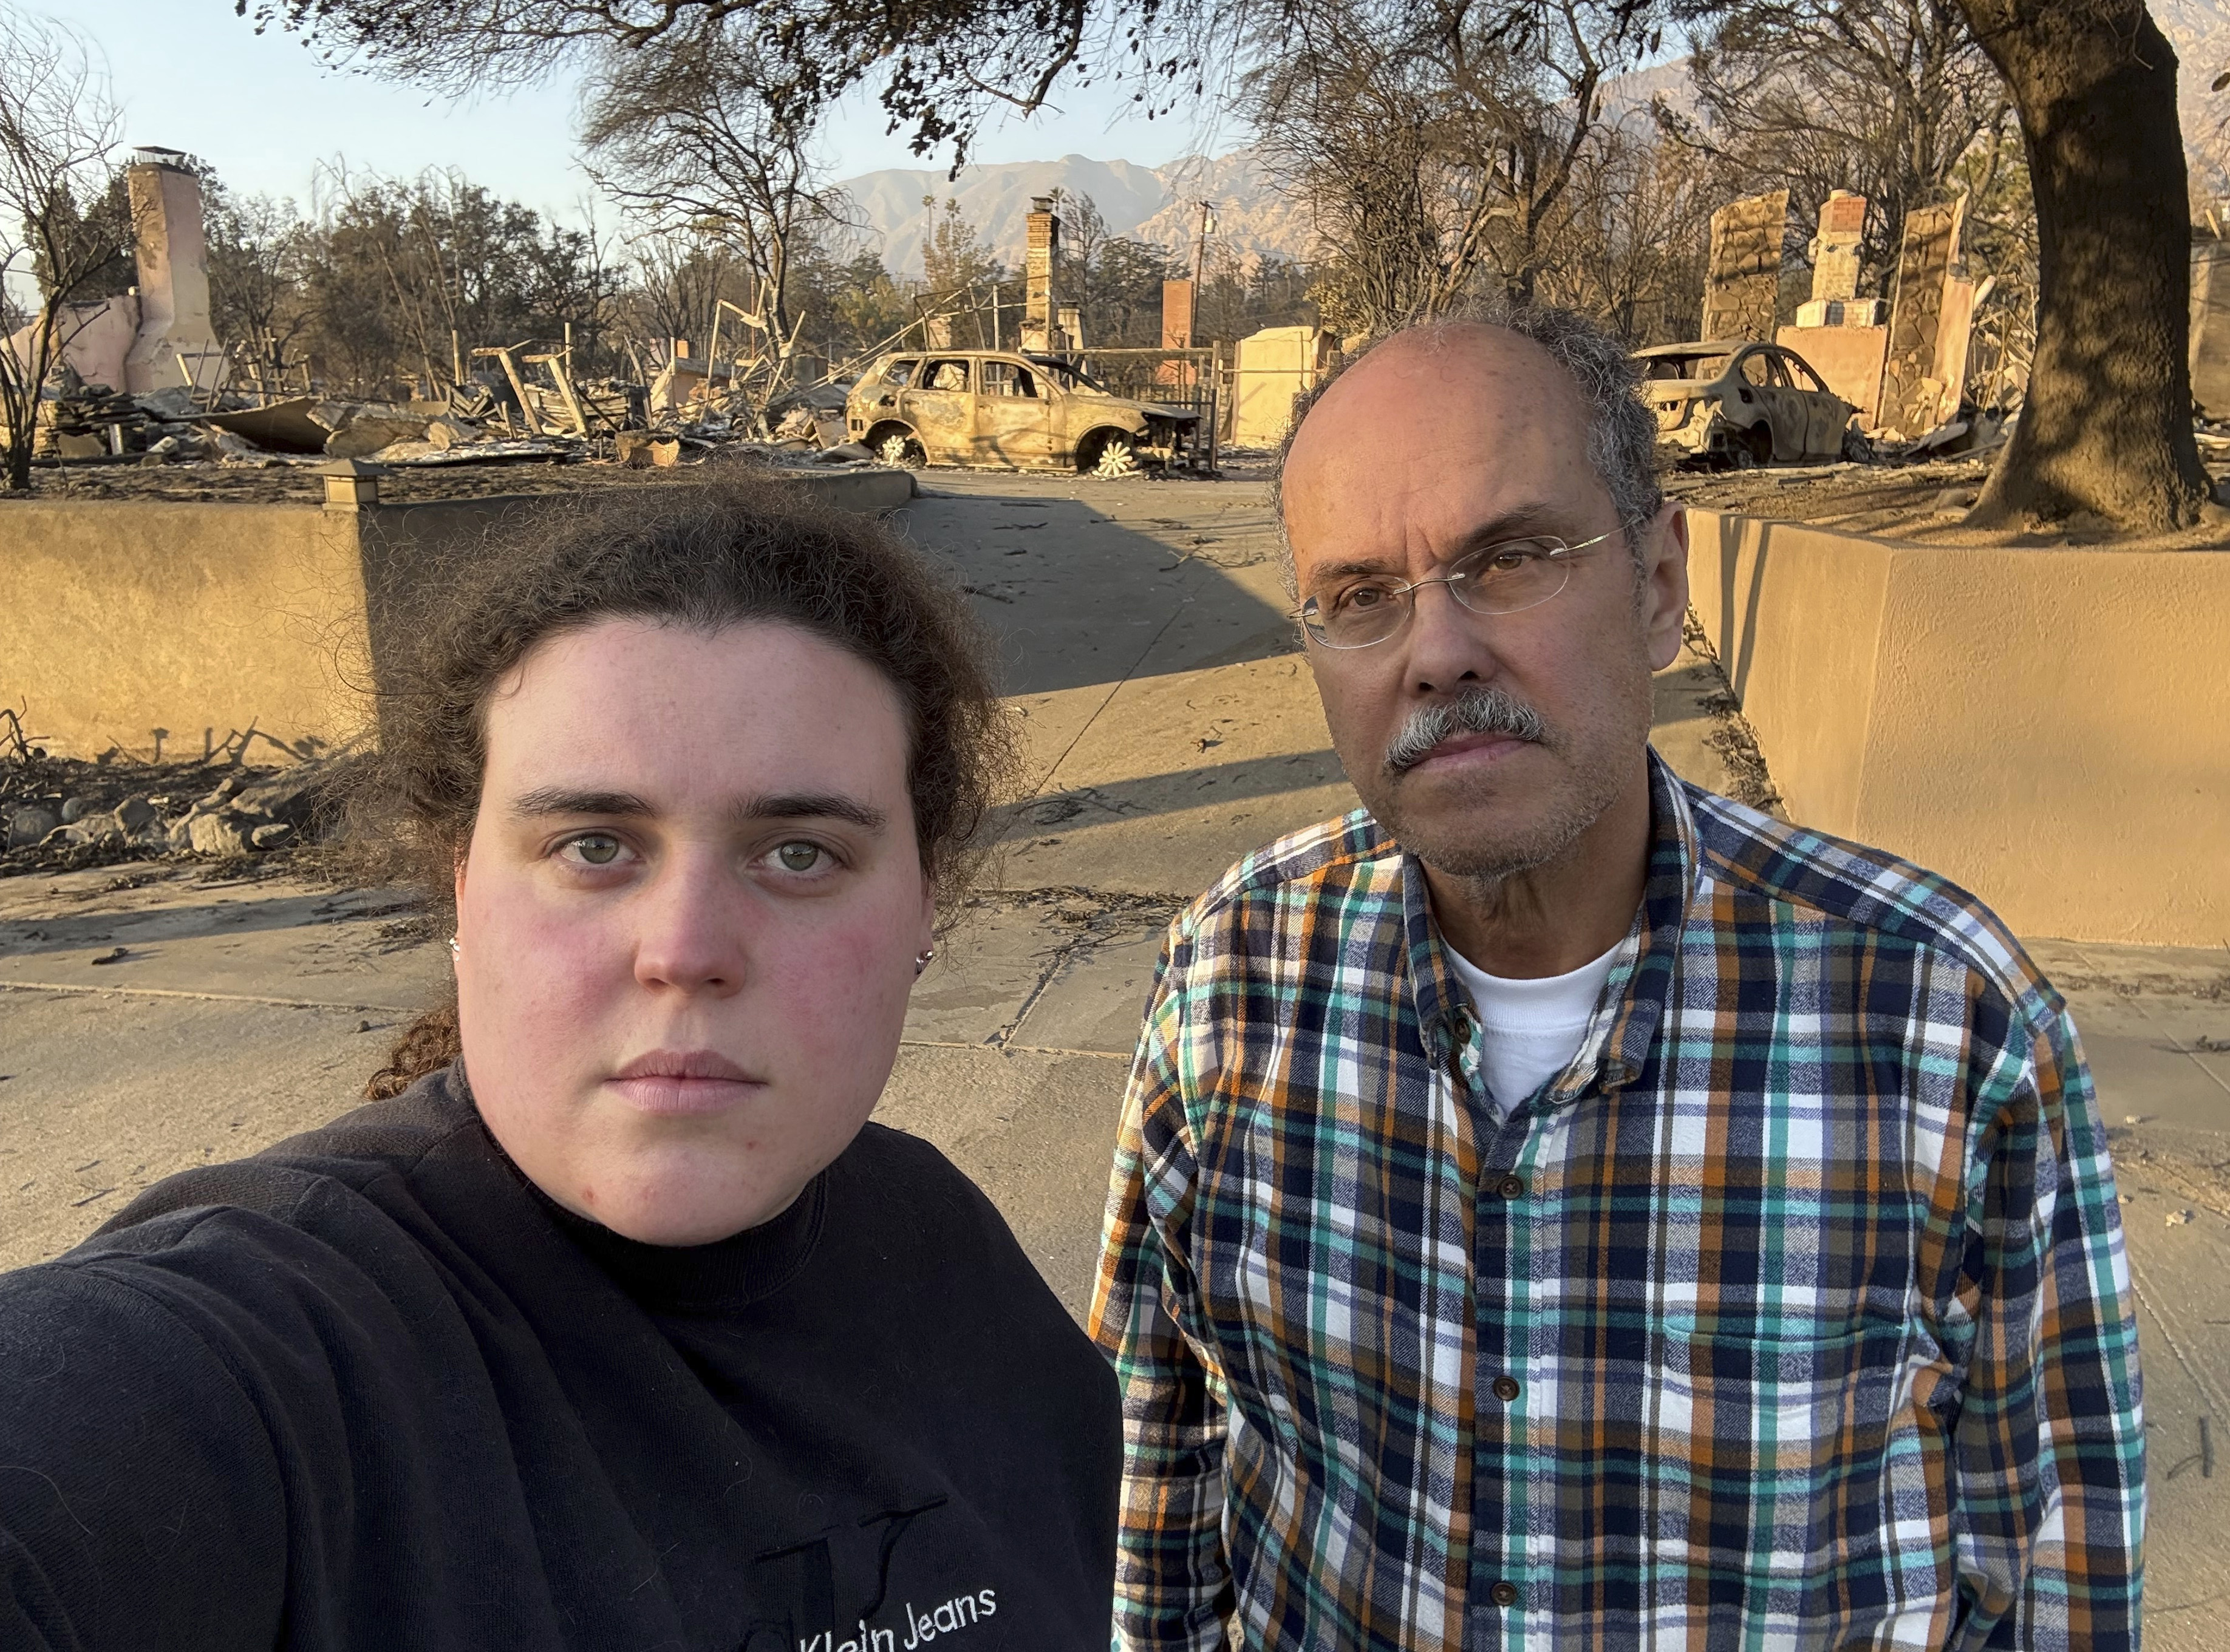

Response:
(2, 471), (2223, 1636)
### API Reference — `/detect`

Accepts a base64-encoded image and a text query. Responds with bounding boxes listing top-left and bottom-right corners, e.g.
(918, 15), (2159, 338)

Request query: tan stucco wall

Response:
(1686, 509), (2230, 945)
(2, 472), (918, 764)
(1, 501), (375, 761)
(1233, 326), (1328, 447)
(1688, 511), (1892, 835)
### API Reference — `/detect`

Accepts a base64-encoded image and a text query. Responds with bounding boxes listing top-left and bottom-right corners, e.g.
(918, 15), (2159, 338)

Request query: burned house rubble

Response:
(2, 152), (887, 481)
(1642, 187), (2013, 473)
(13, 155), (2224, 489)
(27, 368), (891, 480)
(13, 182), (1229, 484)
(9, 174), (1225, 486)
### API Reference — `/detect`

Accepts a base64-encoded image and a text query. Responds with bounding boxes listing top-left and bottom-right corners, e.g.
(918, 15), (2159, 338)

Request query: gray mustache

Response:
(1385, 687), (1547, 773)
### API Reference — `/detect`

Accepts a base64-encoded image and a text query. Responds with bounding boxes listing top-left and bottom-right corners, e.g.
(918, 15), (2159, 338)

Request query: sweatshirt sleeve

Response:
(0, 1258), (287, 1651)
(1088, 925), (1235, 1652)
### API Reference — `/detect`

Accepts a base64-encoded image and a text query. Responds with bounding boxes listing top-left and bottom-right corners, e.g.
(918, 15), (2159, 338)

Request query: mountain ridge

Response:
(831, 148), (1305, 275)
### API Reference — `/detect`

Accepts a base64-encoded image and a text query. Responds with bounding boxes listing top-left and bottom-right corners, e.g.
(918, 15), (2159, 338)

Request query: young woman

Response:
(0, 483), (1119, 1650)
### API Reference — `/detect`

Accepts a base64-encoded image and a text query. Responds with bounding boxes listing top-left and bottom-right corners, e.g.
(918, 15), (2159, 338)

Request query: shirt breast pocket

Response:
(1655, 1311), (1908, 1438)
(1647, 1313), (1925, 1565)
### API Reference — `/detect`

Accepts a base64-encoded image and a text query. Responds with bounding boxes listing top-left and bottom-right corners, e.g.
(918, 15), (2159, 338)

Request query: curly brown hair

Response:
(360, 477), (1015, 1098)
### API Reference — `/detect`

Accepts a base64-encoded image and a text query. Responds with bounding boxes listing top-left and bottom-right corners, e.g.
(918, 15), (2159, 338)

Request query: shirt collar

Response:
(1397, 749), (1699, 1096)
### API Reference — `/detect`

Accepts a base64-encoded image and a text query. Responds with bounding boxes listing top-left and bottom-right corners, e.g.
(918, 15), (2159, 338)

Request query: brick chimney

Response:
(1809, 191), (1867, 304)
(1161, 279), (1195, 350)
(1023, 197), (1062, 354)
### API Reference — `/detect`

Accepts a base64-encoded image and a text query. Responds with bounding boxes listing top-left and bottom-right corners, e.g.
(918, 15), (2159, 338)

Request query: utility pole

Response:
(1188, 202), (1219, 401)
(1192, 202), (1216, 293)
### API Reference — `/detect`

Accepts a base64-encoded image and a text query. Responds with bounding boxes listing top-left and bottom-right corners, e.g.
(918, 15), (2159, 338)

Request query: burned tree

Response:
(1049, 190), (1179, 345)
(578, 21), (842, 385)
(286, 168), (622, 399)
(1249, 0), (1657, 330)
(1246, 8), (1450, 331)
(0, 10), (123, 491)
(1533, 126), (1712, 344)
(1682, 0), (2004, 297)
(629, 237), (747, 358)
(203, 183), (315, 398)
(1677, 0), (2205, 528)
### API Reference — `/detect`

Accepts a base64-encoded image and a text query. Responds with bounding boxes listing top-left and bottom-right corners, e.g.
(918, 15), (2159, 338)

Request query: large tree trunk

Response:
(1961, 0), (2210, 531)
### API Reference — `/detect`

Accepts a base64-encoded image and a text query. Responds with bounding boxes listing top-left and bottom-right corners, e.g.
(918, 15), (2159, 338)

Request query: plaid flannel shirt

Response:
(1089, 753), (2143, 1651)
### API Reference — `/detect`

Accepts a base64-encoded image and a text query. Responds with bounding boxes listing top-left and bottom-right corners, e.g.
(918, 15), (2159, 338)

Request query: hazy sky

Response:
(36, 0), (1243, 227)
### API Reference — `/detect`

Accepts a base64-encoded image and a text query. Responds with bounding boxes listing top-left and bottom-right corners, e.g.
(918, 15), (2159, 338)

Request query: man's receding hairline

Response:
(1280, 327), (1610, 560)
(1286, 322), (1591, 477)
(1270, 300), (1666, 593)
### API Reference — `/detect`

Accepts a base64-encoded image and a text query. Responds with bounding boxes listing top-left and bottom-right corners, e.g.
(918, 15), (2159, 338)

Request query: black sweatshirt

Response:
(0, 1071), (1120, 1651)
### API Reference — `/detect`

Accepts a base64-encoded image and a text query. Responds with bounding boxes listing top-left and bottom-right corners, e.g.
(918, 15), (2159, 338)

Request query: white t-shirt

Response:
(1442, 937), (1623, 1115)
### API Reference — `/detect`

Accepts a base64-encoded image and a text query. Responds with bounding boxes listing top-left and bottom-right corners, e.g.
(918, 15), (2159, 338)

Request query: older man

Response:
(1089, 305), (2143, 1651)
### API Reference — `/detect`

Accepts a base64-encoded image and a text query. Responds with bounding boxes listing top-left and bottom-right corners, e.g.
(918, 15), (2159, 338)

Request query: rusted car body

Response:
(846, 350), (1202, 474)
(1637, 341), (1855, 465)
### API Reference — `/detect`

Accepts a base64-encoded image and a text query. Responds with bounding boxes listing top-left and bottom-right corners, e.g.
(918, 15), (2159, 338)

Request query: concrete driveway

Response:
(3, 471), (2223, 1638)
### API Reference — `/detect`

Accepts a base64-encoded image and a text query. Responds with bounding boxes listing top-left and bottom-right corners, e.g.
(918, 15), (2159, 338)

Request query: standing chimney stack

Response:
(1023, 197), (1063, 355)
(121, 148), (225, 396)
(1161, 279), (1196, 350)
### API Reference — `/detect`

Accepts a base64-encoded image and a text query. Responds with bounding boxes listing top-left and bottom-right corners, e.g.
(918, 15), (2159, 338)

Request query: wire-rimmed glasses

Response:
(1294, 523), (1633, 650)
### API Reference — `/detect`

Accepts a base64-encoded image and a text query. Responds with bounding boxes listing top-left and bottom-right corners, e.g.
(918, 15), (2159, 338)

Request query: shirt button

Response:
(1490, 1581), (1521, 1608)
(1496, 1174), (1526, 1199)
(1492, 1375), (1521, 1402)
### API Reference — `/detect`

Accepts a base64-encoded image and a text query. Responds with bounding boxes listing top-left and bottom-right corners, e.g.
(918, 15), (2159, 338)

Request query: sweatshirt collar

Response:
(543, 1177), (827, 1313)
(449, 1066), (829, 1312)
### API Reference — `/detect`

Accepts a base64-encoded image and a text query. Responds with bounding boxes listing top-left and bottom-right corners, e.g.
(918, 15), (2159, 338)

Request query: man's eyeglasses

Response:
(1294, 523), (1635, 650)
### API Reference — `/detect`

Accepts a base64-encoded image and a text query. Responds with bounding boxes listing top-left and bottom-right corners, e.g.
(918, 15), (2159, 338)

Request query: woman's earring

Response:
(448, 936), (461, 960)
(913, 946), (935, 976)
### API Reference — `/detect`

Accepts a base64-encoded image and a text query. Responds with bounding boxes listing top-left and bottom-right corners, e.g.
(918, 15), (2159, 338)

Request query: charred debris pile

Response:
(35, 360), (877, 478)
(1, 710), (356, 879)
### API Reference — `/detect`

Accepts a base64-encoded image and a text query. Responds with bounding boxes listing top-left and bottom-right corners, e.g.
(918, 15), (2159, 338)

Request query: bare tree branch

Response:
(0, 5), (124, 490)
(239, 0), (1204, 170)
(1249, 0), (1654, 328)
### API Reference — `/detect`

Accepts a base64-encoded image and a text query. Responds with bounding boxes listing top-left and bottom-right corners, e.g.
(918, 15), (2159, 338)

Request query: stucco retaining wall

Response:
(0, 470), (915, 763)
(1, 500), (375, 761)
(1685, 508), (2230, 945)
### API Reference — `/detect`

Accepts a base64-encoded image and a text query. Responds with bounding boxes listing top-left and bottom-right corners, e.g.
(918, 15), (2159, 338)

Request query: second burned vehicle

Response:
(1637, 341), (1857, 466)
(846, 350), (1204, 475)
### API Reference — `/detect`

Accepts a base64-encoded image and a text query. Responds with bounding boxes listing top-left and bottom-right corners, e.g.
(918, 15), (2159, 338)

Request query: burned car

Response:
(1636, 341), (1855, 466)
(846, 350), (1202, 475)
